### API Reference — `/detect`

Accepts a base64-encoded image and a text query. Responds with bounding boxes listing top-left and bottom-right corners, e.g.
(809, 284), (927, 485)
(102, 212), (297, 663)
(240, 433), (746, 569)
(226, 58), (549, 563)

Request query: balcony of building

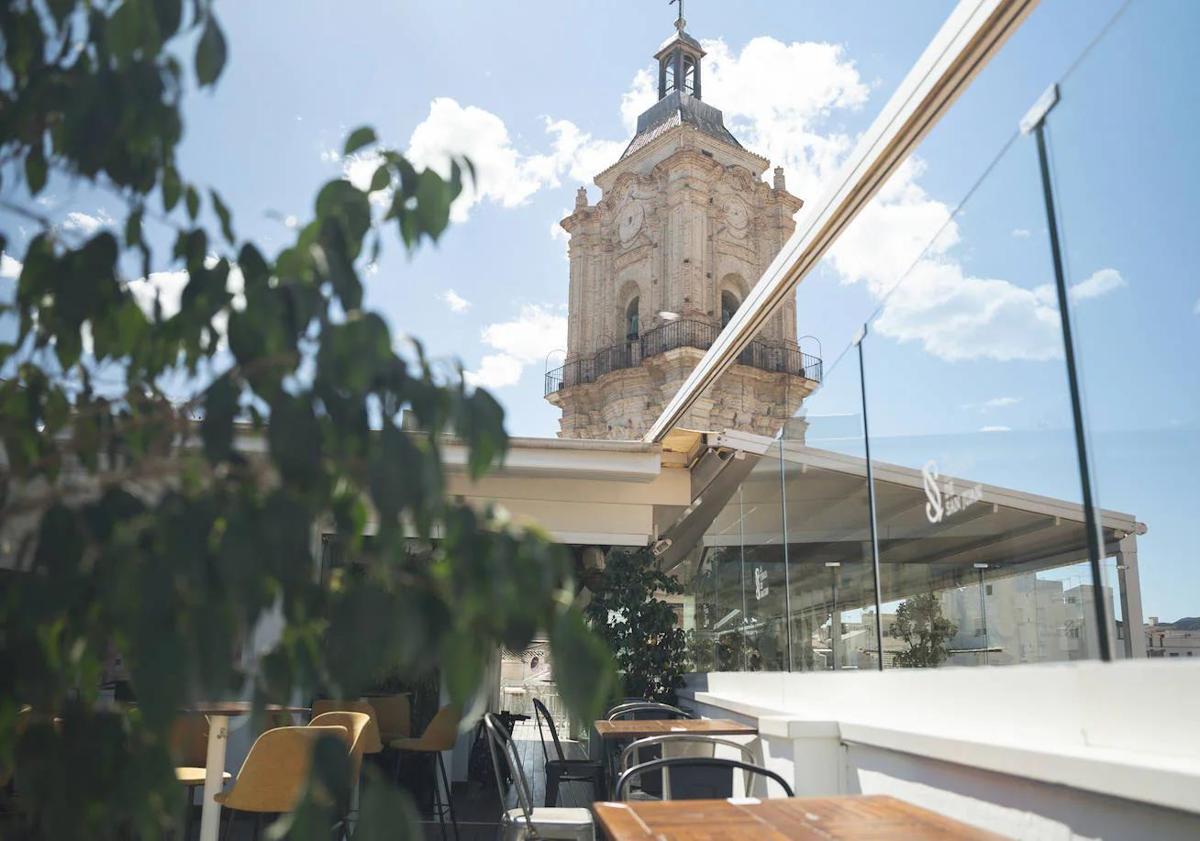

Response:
(544, 318), (823, 397)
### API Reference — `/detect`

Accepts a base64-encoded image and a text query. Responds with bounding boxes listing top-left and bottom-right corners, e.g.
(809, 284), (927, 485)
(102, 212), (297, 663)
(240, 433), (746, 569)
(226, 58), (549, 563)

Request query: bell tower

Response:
(546, 16), (821, 440)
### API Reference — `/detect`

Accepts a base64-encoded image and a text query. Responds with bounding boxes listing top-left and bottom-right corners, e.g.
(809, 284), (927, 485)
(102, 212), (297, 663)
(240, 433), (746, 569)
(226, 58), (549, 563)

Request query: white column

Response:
(198, 714), (229, 841)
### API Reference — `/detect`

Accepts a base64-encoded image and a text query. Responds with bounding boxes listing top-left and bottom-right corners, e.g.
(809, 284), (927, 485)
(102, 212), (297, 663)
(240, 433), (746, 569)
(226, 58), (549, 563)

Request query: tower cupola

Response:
(655, 13), (705, 99)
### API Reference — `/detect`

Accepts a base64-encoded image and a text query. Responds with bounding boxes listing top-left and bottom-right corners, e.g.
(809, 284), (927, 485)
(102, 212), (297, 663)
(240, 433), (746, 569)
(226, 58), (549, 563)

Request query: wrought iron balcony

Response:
(545, 319), (822, 397)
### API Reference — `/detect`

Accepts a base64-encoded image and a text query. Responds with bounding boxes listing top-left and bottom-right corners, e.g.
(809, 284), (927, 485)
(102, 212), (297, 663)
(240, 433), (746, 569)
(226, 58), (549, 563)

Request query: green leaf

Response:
(25, 146), (47, 195)
(369, 165), (390, 193)
(124, 206), (144, 248)
(152, 0), (183, 37)
(162, 165), (182, 211)
(195, 15), (227, 86)
(108, 0), (158, 61)
(210, 189), (235, 244)
(343, 126), (377, 156)
(550, 608), (618, 723)
(414, 169), (453, 242)
(351, 770), (422, 840)
(201, 374), (238, 462)
(185, 186), (200, 220)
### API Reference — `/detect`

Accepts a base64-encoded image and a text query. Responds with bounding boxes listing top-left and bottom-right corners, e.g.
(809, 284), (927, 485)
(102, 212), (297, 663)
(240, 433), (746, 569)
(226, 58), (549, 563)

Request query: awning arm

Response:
(644, 0), (1038, 443)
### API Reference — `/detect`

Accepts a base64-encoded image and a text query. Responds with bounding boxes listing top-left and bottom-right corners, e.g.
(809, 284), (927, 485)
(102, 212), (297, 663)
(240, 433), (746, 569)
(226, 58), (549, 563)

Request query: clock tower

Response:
(546, 17), (821, 439)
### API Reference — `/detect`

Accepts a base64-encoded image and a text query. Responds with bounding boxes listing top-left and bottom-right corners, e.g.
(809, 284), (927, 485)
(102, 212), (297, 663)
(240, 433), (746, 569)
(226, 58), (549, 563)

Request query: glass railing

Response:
(679, 0), (1194, 672)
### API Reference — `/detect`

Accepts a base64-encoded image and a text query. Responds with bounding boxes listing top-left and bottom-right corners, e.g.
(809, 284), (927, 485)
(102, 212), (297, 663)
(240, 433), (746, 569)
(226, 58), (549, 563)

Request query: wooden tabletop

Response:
(594, 795), (1006, 840)
(594, 718), (758, 739)
(180, 702), (311, 716)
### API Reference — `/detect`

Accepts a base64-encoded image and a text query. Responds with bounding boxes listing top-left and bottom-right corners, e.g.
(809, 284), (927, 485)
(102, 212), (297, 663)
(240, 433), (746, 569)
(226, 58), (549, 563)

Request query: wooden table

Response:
(594, 795), (1007, 840)
(183, 702), (310, 841)
(594, 718), (758, 739)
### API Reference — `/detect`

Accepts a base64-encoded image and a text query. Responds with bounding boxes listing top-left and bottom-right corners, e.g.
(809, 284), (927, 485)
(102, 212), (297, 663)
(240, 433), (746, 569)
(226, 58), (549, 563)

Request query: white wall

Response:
(679, 661), (1200, 840)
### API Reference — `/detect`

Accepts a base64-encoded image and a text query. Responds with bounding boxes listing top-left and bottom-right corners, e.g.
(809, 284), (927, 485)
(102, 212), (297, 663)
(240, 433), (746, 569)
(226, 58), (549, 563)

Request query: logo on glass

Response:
(922, 459), (983, 524)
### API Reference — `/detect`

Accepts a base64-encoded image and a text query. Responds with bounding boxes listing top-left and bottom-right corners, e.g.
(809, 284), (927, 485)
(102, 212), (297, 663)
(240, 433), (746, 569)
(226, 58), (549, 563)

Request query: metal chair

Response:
(605, 701), (695, 721)
(615, 757), (794, 801)
(482, 713), (594, 841)
(531, 698), (605, 806)
(604, 702), (695, 796)
(619, 735), (758, 800)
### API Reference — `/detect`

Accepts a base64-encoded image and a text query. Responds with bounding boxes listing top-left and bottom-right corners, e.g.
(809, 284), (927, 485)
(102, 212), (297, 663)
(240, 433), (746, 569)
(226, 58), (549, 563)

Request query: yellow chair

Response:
(308, 711), (374, 780)
(310, 701), (383, 754)
(390, 706), (460, 841)
(214, 724), (349, 833)
(365, 694), (411, 742)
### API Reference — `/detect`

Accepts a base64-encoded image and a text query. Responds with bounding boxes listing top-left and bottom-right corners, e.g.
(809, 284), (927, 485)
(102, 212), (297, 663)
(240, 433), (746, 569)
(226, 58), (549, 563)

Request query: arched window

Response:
(626, 297), (640, 341)
(682, 57), (697, 95)
(721, 291), (740, 328)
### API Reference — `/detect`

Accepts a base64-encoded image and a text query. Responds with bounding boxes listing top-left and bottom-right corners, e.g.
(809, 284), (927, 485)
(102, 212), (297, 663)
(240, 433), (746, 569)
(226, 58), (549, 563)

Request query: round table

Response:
(181, 702), (310, 841)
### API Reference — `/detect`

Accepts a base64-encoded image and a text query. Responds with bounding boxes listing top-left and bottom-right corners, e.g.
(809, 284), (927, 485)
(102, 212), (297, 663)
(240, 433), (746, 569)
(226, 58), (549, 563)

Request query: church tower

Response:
(546, 15), (820, 440)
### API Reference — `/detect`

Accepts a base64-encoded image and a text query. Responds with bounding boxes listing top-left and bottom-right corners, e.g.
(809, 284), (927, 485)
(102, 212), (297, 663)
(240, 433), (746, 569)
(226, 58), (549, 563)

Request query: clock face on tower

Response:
(618, 201), (644, 244)
(725, 197), (750, 238)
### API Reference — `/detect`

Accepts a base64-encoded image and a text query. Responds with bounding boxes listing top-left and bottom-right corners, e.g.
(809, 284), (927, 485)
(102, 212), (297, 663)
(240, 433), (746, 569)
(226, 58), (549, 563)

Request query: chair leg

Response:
(220, 807), (235, 841)
(545, 765), (563, 807)
(435, 752), (460, 841)
(182, 787), (194, 841)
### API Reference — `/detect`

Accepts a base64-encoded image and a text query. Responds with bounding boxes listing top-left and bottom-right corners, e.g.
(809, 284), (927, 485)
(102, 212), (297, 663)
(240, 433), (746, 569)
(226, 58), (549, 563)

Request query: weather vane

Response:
(670, 0), (684, 28)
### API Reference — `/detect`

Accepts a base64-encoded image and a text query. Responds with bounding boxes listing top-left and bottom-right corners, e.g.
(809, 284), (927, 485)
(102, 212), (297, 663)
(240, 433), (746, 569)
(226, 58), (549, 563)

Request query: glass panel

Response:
(780, 345), (879, 671)
(1047, 0), (1199, 654)
(860, 132), (1105, 668)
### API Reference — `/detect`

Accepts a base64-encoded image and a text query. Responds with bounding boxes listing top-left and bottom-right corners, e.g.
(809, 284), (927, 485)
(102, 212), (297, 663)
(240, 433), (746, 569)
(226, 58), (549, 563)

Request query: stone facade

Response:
(546, 22), (818, 440)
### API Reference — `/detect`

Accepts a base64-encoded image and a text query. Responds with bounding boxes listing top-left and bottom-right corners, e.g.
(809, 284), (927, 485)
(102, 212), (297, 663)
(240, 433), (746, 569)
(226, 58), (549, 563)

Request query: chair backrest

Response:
(311, 701), (383, 753)
(606, 701), (695, 721)
(618, 735), (755, 774)
(414, 705), (460, 752)
(308, 711), (374, 780)
(221, 725), (350, 813)
(482, 713), (535, 824)
(619, 736), (758, 801)
(616, 757), (794, 801)
(365, 693), (411, 741)
(531, 697), (565, 763)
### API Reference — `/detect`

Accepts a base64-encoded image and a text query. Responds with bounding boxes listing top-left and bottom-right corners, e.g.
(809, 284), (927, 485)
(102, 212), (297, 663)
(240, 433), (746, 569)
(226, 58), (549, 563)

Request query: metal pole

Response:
(857, 331), (886, 671)
(777, 442), (794, 671)
(1030, 104), (1112, 662)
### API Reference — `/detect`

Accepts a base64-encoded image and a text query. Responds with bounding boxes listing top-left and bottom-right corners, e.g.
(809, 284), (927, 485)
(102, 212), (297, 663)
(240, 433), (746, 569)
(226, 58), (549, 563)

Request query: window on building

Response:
(682, 57), (697, 95)
(721, 291), (740, 328)
(626, 297), (640, 341)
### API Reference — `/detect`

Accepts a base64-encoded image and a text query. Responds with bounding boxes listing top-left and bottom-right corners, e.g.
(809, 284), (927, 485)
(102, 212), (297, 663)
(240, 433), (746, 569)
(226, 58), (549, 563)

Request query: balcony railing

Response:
(545, 319), (822, 397)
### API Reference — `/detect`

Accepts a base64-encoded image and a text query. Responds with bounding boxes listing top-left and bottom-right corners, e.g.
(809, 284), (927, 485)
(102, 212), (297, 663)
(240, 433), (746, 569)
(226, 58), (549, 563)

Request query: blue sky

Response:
(1, 1), (1195, 621)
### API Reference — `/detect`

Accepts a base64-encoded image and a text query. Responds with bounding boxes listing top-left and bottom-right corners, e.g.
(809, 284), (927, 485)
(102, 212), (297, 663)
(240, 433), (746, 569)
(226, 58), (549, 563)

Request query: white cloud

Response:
(1011, 228), (1031, 239)
(403, 98), (622, 222)
(549, 211), (570, 260)
(699, 37), (870, 198)
(1066, 267), (1126, 303)
(0, 253), (22, 279)
(1194, 297), (1200, 316)
(127, 258), (245, 344)
(127, 270), (190, 320)
(465, 303), (567, 390)
(467, 354), (524, 390)
(441, 289), (471, 313)
(963, 396), (1022, 412)
(620, 69), (657, 134)
(60, 210), (115, 237)
(980, 425), (1011, 433)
